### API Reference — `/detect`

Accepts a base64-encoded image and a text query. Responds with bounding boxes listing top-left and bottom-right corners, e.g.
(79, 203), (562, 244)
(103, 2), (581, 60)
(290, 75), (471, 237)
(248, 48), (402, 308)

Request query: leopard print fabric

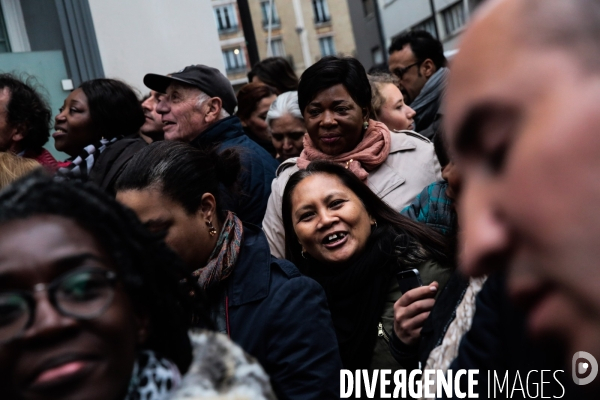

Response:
(125, 350), (181, 400)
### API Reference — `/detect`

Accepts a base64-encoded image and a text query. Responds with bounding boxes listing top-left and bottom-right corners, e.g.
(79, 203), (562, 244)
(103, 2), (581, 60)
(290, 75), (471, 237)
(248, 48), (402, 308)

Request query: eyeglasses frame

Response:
(0, 268), (118, 344)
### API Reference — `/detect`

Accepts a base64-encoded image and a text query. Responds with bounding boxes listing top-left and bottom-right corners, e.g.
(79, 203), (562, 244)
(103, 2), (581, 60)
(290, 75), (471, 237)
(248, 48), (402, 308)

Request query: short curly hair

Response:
(0, 171), (199, 372)
(0, 73), (51, 151)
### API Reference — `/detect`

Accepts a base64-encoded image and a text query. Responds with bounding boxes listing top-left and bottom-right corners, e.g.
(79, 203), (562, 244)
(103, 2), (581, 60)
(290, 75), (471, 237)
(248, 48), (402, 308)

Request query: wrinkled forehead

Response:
(165, 82), (203, 98)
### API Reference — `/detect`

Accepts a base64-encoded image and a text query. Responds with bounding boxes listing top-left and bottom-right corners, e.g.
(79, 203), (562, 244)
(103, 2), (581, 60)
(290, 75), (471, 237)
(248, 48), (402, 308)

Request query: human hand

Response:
(393, 282), (439, 346)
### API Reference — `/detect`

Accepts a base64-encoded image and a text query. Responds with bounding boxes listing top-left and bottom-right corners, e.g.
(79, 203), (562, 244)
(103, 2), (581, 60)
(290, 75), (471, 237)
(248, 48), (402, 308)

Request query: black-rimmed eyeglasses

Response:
(393, 62), (420, 79)
(0, 268), (117, 343)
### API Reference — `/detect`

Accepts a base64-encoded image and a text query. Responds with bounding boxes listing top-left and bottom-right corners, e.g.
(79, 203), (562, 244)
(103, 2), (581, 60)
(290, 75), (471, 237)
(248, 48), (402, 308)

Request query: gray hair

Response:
(196, 91), (230, 119)
(266, 91), (303, 127)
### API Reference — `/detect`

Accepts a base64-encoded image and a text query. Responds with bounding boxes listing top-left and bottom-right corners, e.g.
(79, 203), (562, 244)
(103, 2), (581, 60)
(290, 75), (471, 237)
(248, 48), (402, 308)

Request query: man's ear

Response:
(10, 123), (25, 142)
(6, 125), (25, 152)
(420, 59), (437, 79)
(204, 97), (223, 124)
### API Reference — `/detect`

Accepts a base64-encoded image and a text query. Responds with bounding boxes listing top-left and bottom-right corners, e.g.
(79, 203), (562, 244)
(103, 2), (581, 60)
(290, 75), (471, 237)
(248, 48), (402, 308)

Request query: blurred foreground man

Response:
(445, 0), (600, 394)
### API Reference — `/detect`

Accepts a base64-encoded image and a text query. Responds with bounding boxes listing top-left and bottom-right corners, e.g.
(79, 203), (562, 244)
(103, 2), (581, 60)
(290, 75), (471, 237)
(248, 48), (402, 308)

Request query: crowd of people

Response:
(0, 0), (599, 398)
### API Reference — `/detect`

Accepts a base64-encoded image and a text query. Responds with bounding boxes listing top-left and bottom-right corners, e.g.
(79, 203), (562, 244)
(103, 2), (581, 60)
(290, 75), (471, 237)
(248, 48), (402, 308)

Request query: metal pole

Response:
(428, 0), (440, 39)
(373, 0), (388, 62)
(237, 0), (260, 66)
(292, 0), (312, 70)
(266, 0), (274, 57)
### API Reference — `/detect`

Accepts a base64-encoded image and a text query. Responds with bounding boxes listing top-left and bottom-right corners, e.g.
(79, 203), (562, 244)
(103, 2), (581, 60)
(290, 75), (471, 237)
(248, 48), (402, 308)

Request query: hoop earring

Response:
(301, 249), (307, 259)
(207, 220), (217, 237)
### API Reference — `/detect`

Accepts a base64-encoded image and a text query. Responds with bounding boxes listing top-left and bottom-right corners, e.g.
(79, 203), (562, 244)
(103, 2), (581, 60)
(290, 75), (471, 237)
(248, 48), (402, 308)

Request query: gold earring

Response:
(207, 220), (217, 237)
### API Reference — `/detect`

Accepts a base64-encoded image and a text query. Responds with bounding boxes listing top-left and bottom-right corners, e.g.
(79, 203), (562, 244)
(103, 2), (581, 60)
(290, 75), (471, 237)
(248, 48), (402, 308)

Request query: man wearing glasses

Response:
(388, 30), (448, 137)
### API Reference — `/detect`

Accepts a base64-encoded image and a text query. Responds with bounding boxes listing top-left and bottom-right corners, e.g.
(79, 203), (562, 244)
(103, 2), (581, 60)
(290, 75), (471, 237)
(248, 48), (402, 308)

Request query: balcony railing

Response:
(218, 24), (239, 34)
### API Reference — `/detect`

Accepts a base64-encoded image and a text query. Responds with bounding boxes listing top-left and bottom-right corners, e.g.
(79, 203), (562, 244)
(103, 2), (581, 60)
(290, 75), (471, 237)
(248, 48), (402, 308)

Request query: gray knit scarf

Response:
(410, 67), (449, 116)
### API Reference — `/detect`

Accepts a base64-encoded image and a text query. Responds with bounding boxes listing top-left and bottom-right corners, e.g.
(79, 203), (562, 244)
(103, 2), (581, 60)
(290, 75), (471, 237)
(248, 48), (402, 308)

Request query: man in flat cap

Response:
(144, 65), (278, 225)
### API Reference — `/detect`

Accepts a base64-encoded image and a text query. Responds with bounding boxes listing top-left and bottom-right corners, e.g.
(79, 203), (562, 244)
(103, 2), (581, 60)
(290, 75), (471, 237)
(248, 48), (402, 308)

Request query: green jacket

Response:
(369, 259), (454, 370)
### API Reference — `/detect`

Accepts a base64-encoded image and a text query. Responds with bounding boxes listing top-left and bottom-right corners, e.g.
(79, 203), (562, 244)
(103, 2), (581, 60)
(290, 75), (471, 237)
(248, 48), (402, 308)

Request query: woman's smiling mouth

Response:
(322, 231), (348, 248)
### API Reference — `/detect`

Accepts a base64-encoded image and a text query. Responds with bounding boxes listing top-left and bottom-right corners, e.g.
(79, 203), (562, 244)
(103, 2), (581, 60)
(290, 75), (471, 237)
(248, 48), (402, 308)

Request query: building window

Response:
(362, 0), (375, 17)
(269, 38), (285, 57)
(319, 36), (336, 57)
(313, 0), (331, 24)
(260, 1), (280, 28)
(371, 47), (383, 65)
(214, 4), (238, 34)
(442, 1), (466, 36)
(222, 47), (246, 73)
(412, 17), (437, 39)
(0, 6), (11, 53)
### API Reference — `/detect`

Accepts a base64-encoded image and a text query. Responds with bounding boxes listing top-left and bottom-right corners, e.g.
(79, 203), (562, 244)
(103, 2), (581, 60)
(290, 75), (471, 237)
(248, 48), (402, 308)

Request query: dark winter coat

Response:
(191, 116), (278, 226)
(208, 223), (342, 400)
(88, 135), (147, 196)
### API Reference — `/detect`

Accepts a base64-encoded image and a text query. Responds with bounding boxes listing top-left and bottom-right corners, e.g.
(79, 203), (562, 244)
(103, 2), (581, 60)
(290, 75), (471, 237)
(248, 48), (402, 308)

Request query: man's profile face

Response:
(140, 90), (164, 138)
(156, 84), (209, 142)
(445, 0), (600, 361)
(388, 44), (428, 104)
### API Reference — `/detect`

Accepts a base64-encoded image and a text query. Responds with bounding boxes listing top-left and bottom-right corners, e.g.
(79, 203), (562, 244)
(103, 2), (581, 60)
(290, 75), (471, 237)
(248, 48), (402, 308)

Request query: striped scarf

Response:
(56, 137), (120, 181)
(193, 211), (244, 290)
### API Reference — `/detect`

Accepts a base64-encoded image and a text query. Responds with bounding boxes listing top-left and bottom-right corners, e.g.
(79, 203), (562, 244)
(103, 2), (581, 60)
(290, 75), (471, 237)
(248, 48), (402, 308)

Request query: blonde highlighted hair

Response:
(0, 151), (41, 190)
(368, 73), (400, 121)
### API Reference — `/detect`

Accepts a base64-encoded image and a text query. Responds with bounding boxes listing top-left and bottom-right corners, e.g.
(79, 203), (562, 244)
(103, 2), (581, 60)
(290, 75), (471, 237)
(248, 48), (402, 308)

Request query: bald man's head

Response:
(445, 0), (600, 374)
(474, 0), (600, 72)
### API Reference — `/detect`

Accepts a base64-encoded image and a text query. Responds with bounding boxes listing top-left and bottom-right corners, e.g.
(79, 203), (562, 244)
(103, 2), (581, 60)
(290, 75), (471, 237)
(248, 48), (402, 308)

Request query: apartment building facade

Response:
(0, 0), (224, 158)
(378, 0), (485, 53)
(250, 0), (357, 76)
(212, 0), (358, 84)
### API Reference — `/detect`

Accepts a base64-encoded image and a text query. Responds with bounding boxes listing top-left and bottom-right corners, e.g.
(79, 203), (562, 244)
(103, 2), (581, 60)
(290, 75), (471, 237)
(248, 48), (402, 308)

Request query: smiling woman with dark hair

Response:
(282, 160), (453, 371)
(54, 79), (147, 195)
(263, 56), (443, 258)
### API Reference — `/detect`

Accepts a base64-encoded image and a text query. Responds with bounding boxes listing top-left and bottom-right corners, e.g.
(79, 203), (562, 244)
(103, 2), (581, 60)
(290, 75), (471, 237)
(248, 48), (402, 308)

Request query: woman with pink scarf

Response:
(263, 56), (442, 258)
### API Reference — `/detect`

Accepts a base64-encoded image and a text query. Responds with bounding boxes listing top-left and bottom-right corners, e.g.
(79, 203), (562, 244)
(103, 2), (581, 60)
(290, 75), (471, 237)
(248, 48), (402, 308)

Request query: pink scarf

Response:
(296, 120), (391, 181)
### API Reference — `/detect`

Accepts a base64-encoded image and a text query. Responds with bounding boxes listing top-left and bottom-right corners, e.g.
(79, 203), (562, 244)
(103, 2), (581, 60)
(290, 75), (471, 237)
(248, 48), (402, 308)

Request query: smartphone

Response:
(396, 269), (423, 294)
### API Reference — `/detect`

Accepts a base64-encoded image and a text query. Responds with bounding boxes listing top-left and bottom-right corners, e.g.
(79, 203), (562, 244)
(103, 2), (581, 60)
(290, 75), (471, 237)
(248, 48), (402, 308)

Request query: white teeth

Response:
(325, 233), (346, 243)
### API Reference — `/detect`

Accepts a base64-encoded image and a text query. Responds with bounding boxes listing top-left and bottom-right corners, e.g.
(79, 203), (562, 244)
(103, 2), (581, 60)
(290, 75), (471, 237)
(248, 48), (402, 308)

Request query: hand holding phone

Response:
(393, 271), (437, 346)
(396, 268), (423, 294)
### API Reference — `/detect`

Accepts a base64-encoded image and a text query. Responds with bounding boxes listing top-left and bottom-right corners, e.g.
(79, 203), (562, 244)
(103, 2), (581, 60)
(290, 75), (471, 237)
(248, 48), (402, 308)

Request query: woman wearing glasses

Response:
(0, 172), (274, 400)
(263, 56), (443, 258)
